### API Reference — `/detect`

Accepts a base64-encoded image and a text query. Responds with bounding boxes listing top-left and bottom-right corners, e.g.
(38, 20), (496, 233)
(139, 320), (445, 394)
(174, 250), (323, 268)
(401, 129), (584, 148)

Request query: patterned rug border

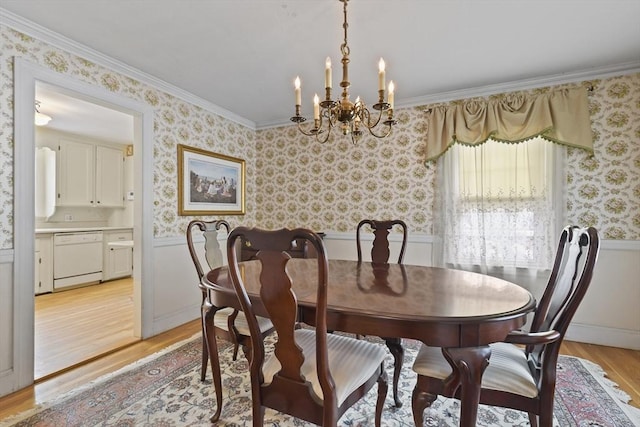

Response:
(0, 333), (203, 426)
(561, 355), (640, 424)
(2, 334), (639, 426)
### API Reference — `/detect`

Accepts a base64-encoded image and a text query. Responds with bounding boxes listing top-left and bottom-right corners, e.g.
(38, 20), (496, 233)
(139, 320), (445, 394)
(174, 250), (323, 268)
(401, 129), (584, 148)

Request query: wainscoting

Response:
(1, 235), (639, 397)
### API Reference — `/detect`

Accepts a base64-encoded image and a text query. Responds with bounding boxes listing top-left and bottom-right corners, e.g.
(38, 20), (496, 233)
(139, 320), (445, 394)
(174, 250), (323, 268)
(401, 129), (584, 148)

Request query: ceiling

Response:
(35, 83), (134, 145)
(3, 0), (640, 141)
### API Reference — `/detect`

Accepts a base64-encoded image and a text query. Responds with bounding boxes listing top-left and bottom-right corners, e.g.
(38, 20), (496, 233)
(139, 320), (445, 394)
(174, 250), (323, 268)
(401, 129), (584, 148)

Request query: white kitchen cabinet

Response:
(57, 140), (124, 208)
(103, 230), (133, 281)
(35, 235), (53, 295)
(95, 145), (125, 207)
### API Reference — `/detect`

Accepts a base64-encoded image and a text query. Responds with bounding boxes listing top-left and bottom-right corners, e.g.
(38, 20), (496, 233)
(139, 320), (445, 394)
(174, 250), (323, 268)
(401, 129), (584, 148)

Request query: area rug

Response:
(2, 334), (639, 427)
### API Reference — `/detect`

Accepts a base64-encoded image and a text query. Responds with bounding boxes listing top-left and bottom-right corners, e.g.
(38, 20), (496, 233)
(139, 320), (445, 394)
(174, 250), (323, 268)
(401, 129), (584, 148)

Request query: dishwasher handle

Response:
(54, 232), (104, 245)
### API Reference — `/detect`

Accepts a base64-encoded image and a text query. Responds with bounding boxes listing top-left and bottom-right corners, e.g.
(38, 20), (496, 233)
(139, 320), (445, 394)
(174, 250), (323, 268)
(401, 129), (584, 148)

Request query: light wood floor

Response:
(0, 284), (638, 421)
(35, 277), (138, 380)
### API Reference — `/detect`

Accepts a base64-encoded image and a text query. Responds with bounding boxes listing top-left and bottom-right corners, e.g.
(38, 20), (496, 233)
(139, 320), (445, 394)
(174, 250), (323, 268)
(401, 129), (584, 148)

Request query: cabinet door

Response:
(35, 235), (53, 295)
(95, 146), (124, 207)
(103, 231), (133, 280)
(106, 246), (133, 279)
(57, 140), (95, 206)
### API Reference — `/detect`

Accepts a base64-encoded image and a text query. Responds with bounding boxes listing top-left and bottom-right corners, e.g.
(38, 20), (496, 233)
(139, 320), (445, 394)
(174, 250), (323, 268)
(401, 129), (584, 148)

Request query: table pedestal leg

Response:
(442, 346), (491, 427)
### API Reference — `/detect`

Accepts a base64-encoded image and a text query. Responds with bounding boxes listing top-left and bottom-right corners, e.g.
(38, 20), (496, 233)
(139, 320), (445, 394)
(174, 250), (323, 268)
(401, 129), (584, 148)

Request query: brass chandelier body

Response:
(290, 0), (396, 144)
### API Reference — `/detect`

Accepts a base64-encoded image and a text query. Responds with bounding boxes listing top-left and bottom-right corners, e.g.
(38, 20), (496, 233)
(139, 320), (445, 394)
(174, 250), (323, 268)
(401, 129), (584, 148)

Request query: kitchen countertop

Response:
(35, 226), (133, 234)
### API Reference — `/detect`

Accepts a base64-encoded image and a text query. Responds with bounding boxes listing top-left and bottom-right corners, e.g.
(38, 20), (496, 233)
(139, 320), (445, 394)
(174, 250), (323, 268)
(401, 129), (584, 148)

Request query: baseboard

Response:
(566, 322), (640, 350)
(151, 303), (200, 336)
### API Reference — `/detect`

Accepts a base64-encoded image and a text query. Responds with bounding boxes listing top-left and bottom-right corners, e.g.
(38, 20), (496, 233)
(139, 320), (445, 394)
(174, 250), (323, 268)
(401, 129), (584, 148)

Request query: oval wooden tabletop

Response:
(206, 258), (535, 324)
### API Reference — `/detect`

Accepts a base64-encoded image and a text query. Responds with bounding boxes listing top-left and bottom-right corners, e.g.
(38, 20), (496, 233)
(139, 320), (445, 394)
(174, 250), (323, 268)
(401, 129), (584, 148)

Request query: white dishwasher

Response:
(53, 231), (103, 290)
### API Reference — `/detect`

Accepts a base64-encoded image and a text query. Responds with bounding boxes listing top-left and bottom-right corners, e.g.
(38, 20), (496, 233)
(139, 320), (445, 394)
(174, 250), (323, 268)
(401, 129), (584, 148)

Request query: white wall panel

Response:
(568, 241), (640, 349)
(0, 251), (15, 396)
(152, 242), (201, 334)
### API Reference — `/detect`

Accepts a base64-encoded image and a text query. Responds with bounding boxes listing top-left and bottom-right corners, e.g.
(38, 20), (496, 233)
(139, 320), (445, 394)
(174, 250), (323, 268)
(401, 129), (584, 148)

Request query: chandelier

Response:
(290, 0), (397, 144)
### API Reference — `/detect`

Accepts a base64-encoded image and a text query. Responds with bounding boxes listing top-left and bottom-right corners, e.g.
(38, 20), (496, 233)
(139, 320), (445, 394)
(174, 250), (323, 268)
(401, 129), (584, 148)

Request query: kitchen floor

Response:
(35, 277), (138, 380)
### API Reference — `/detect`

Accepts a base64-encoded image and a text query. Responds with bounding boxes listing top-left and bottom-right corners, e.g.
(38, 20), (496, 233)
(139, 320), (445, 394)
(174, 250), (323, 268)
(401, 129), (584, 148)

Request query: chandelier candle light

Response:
(290, 0), (397, 144)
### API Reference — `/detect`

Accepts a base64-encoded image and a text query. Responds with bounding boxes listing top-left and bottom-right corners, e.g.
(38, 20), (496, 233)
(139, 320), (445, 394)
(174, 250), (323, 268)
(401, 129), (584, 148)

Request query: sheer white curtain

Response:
(434, 137), (566, 273)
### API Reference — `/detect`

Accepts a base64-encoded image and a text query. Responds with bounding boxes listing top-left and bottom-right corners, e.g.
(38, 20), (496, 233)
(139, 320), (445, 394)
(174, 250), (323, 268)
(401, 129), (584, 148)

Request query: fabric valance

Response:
(425, 87), (593, 161)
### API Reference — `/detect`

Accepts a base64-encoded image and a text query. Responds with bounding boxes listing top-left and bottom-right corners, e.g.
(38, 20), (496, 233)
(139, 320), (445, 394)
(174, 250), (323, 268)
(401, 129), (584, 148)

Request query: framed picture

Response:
(177, 144), (245, 215)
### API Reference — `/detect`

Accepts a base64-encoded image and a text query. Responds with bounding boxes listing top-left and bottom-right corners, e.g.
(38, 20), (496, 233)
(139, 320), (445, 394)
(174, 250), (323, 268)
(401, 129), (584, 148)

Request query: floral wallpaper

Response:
(566, 74), (640, 239)
(254, 109), (435, 233)
(0, 24), (257, 249)
(0, 20), (638, 250)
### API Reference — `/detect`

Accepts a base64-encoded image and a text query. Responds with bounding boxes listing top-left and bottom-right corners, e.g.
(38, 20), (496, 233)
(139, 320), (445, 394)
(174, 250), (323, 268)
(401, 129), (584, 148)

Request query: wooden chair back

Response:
(356, 219), (407, 264)
(527, 225), (600, 377)
(186, 219), (230, 284)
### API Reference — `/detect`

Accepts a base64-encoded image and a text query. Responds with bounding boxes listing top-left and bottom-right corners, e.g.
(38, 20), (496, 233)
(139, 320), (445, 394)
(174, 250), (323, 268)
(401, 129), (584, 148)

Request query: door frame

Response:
(13, 57), (155, 389)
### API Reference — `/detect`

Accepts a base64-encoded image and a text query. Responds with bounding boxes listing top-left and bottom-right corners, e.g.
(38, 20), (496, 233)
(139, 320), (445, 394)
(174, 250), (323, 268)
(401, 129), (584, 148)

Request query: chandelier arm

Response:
(295, 118), (325, 137)
(311, 112), (331, 143)
(361, 107), (384, 130)
(366, 122), (393, 139)
(315, 128), (332, 144)
(295, 122), (319, 137)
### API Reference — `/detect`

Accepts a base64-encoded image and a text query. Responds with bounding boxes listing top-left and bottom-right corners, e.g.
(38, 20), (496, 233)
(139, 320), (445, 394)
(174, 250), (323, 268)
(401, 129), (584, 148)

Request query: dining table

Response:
(203, 258), (536, 426)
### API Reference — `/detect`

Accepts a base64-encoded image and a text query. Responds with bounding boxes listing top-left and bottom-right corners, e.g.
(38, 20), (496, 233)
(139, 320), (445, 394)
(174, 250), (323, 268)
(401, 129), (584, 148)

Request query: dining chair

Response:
(227, 227), (389, 427)
(411, 226), (600, 427)
(356, 219), (408, 265)
(356, 218), (408, 407)
(186, 220), (274, 421)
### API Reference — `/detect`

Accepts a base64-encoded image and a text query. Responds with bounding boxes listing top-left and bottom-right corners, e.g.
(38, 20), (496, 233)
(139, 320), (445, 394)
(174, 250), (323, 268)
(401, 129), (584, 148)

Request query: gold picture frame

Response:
(177, 144), (246, 215)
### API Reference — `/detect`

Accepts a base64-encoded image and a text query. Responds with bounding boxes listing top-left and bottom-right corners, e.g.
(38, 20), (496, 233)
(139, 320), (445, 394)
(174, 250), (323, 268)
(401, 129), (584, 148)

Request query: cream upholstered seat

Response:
(212, 307), (273, 338)
(413, 342), (539, 398)
(263, 329), (387, 405)
(227, 227), (388, 427)
(411, 226), (600, 427)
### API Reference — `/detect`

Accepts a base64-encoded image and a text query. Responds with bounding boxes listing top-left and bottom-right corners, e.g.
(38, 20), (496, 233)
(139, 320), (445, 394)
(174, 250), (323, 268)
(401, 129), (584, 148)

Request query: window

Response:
(438, 137), (565, 270)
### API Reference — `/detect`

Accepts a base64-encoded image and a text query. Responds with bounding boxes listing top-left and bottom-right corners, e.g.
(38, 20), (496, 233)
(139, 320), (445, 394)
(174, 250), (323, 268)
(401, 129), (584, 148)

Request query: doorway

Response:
(34, 83), (138, 379)
(10, 57), (155, 393)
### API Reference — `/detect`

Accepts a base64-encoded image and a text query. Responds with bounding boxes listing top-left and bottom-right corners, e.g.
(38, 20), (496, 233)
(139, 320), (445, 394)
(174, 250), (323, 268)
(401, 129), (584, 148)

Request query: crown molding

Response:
(398, 61), (640, 109)
(0, 8), (256, 130)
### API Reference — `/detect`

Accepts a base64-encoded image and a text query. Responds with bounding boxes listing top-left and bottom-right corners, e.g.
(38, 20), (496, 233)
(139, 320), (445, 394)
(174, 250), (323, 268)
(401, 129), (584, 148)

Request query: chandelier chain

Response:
(341, 0), (350, 58)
